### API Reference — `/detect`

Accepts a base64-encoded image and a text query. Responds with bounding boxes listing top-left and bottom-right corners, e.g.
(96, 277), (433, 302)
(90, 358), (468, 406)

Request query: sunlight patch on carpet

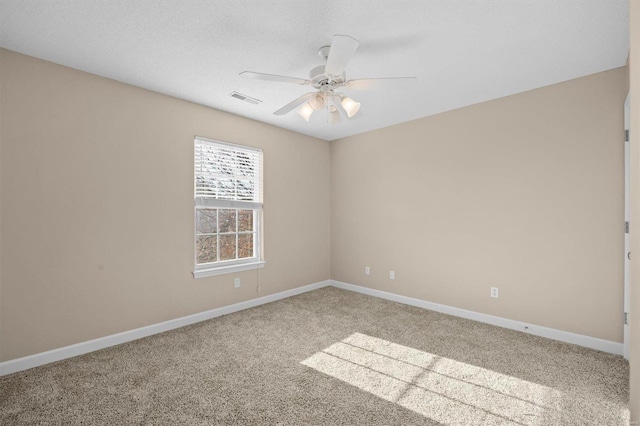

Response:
(301, 333), (563, 426)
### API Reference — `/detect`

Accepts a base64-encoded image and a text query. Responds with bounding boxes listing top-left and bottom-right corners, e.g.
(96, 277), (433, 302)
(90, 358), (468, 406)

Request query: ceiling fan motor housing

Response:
(309, 65), (345, 90)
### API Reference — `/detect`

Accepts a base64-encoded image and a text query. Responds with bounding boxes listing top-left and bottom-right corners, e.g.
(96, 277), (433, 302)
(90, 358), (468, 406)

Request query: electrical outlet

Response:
(390, 270), (395, 280)
(365, 266), (370, 275)
(234, 278), (241, 288)
(491, 287), (499, 298)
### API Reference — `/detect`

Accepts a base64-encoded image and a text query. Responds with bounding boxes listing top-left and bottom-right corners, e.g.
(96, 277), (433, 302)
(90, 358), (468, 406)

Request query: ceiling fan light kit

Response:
(240, 34), (416, 125)
(340, 96), (361, 118)
(308, 92), (327, 111)
(297, 103), (314, 122)
(327, 105), (341, 124)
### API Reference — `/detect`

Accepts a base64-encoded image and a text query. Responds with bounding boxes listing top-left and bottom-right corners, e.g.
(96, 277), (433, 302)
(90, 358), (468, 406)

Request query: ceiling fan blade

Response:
(273, 92), (316, 115)
(324, 35), (360, 78)
(346, 77), (417, 91)
(240, 71), (310, 85)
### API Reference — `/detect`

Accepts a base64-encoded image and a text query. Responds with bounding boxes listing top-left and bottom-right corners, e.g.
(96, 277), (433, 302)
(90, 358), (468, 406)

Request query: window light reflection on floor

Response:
(301, 333), (563, 426)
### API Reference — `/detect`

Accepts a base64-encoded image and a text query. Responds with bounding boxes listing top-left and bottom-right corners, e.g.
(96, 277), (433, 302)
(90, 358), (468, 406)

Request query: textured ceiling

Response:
(0, 1), (629, 141)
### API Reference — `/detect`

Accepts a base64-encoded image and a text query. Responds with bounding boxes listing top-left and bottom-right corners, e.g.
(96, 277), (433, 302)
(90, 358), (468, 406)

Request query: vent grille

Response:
(230, 91), (262, 105)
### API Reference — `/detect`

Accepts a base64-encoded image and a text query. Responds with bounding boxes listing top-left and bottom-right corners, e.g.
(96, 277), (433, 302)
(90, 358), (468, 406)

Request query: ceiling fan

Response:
(240, 35), (417, 124)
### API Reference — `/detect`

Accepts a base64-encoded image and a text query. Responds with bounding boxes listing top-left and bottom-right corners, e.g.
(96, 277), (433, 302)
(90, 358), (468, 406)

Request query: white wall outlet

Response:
(491, 287), (499, 298)
(365, 266), (370, 275)
(234, 278), (241, 288)
(390, 270), (395, 280)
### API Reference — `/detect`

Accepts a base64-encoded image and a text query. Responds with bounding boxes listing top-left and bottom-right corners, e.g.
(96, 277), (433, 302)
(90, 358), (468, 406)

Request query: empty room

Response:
(1, 1), (639, 425)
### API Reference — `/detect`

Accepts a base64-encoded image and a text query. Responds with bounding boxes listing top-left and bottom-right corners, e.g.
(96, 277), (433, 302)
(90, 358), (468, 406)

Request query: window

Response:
(193, 137), (264, 278)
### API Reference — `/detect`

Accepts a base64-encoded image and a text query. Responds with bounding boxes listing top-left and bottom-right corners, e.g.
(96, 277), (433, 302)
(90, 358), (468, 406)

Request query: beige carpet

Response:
(0, 287), (629, 425)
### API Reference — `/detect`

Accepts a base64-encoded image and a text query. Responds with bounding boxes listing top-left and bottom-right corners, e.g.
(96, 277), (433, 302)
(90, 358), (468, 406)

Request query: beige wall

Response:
(629, 0), (639, 421)
(0, 42), (630, 382)
(0, 49), (331, 362)
(332, 67), (628, 343)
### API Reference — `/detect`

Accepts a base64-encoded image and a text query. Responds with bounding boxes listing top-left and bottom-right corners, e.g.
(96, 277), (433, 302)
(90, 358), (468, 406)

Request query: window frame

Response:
(193, 136), (265, 279)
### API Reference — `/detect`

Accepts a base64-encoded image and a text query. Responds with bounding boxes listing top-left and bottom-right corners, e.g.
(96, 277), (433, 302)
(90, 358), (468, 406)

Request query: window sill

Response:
(193, 261), (266, 279)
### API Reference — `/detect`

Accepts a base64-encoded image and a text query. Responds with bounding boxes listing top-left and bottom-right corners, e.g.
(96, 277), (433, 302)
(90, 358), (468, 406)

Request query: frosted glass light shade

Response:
(298, 103), (314, 121)
(341, 97), (361, 118)
(309, 93), (327, 111)
(328, 106), (341, 124)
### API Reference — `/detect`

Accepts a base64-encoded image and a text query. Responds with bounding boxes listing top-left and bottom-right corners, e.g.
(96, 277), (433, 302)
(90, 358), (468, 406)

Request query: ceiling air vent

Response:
(229, 91), (262, 105)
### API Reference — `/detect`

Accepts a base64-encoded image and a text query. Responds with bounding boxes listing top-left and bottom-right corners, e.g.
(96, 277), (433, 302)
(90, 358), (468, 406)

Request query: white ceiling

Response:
(0, 1), (629, 141)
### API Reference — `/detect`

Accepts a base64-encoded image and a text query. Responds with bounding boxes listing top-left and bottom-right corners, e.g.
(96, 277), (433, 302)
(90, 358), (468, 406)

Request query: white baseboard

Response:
(331, 280), (624, 356)
(0, 280), (331, 376)
(1, 278), (622, 376)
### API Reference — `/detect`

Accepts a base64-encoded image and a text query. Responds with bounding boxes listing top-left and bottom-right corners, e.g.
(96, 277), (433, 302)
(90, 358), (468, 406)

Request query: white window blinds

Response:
(194, 137), (263, 209)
